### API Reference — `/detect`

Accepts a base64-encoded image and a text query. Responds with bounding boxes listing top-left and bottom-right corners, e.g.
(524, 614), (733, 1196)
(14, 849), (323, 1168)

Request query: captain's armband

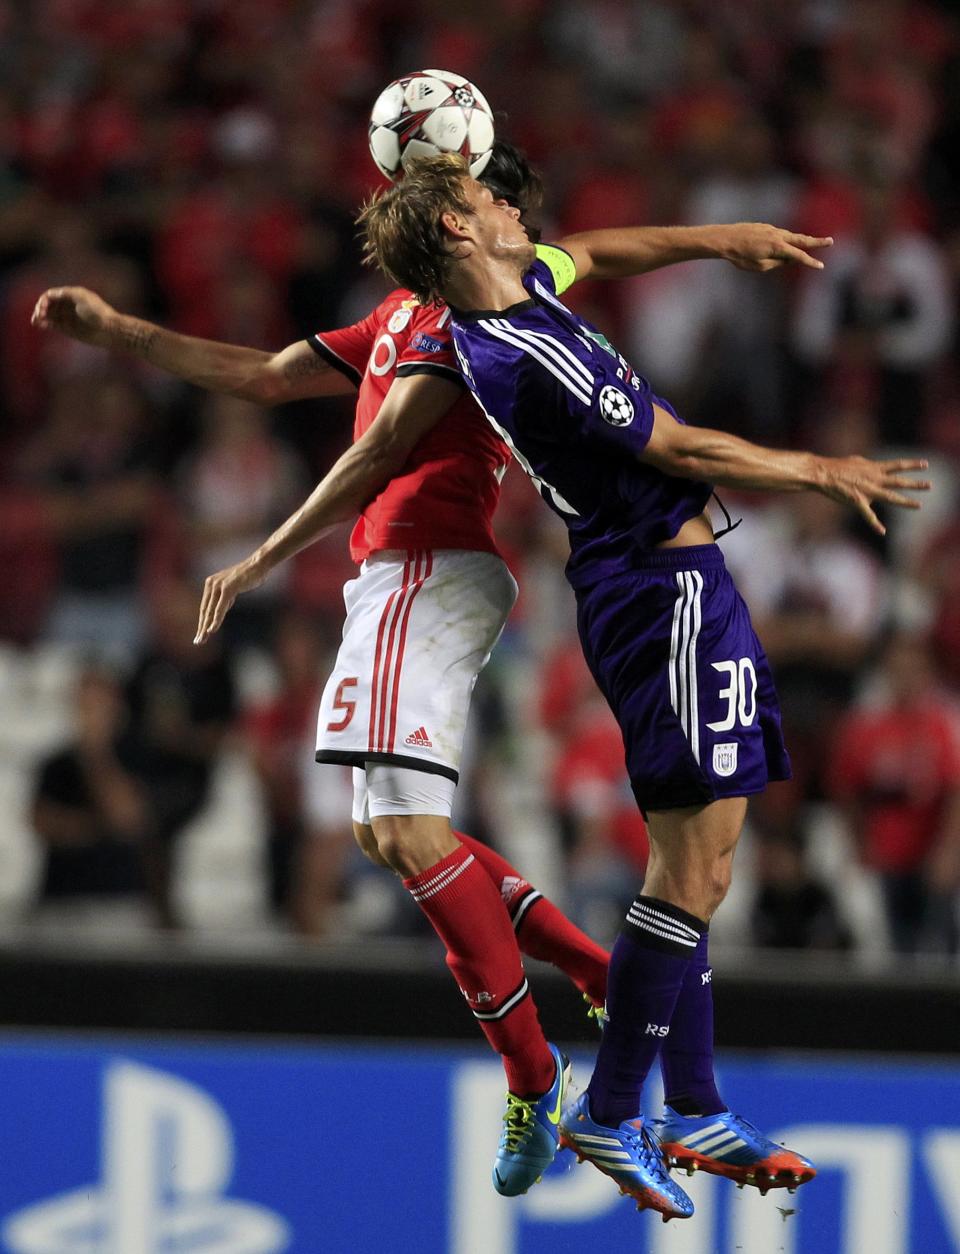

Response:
(535, 244), (577, 295)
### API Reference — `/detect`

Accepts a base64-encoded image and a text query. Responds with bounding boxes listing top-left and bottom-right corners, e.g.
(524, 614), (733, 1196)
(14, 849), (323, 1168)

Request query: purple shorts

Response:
(574, 544), (791, 811)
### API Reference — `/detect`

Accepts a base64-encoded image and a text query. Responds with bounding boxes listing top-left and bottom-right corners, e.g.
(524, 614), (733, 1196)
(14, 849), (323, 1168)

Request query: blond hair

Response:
(358, 154), (474, 305)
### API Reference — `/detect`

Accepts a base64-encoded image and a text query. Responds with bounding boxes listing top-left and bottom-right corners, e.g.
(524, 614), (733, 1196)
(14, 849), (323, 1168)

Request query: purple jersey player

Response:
(359, 156), (930, 1222)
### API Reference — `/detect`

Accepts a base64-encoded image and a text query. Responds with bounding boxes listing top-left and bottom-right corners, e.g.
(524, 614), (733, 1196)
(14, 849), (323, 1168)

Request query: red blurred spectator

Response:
(829, 631), (960, 954)
(5, 220), (144, 432)
(177, 393), (306, 650)
(792, 178), (953, 444)
(919, 508), (960, 690)
(540, 638), (648, 869)
(155, 168), (302, 339)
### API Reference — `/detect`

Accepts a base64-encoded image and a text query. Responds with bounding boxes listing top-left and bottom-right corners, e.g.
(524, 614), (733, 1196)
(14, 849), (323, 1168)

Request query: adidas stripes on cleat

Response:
(559, 1093), (694, 1221)
(655, 1107), (816, 1194)
(492, 1044), (571, 1197)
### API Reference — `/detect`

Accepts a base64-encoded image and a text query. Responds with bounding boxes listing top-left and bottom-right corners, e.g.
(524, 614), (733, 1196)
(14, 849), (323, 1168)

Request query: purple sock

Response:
(659, 928), (727, 1117)
(586, 896), (704, 1127)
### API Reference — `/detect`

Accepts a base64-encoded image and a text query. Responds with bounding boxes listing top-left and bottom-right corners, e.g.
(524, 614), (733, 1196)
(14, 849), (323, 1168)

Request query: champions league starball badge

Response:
(598, 385), (634, 427)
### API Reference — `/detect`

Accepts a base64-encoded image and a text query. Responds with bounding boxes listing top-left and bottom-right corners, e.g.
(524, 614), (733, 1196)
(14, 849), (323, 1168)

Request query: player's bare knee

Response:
(692, 854), (734, 919)
(352, 821), (389, 869)
(369, 817), (411, 874)
(369, 815), (432, 876)
(653, 850), (733, 920)
(371, 812), (457, 877)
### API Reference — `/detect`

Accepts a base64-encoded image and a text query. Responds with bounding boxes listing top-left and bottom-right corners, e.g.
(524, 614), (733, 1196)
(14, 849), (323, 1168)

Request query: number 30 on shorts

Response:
(706, 658), (757, 731)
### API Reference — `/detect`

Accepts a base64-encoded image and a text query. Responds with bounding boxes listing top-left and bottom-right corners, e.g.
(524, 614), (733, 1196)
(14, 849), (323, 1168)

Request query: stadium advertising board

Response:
(0, 1036), (957, 1254)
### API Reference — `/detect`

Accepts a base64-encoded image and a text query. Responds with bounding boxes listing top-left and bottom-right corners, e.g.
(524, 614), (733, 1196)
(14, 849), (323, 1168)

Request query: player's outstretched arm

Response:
(557, 224), (833, 280)
(31, 286), (354, 404)
(194, 372), (462, 643)
(641, 404), (930, 535)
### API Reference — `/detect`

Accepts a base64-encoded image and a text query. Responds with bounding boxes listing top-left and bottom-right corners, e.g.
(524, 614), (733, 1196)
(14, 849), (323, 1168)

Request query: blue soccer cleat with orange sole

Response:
(559, 1092), (694, 1222)
(655, 1107), (816, 1194)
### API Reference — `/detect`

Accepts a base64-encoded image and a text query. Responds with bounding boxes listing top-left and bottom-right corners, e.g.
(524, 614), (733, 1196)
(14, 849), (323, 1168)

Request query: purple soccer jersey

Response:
(450, 256), (790, 807)
(451, 255), (713, 590)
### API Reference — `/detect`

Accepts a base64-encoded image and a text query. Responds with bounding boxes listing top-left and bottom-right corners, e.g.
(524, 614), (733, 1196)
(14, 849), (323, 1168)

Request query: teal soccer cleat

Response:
(559, 1092), (694, 1221)
(656, 1107), (816, 1194)
(492, 1044), (571, 1196)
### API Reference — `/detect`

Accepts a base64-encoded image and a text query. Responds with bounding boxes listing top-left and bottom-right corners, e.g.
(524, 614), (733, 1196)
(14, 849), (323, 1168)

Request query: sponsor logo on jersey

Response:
(583, 327), (618, 358)
(412, 331), (445, 353)
(598, 385), (634, 427)
(713, 742), (738, 776)
(405, 726), (433, 748)
(388, 308), (413, 333)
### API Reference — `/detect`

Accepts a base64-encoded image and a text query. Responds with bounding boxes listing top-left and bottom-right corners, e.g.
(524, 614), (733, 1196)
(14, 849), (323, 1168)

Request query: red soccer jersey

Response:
(309, 290), (509, 563)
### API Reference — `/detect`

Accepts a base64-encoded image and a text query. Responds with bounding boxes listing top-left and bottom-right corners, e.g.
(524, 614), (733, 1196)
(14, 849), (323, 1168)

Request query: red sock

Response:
(455, 831), (609, 1007)
(404, 845), (555, 1095)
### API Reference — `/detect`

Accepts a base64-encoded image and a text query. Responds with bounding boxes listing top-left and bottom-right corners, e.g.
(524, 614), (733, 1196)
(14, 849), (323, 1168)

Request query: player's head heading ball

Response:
(359, 154), (475, 304)
(359, 153), (533, 305)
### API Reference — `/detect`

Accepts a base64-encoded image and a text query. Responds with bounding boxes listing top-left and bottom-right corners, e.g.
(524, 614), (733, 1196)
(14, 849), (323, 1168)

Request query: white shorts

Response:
(315, 548), (517, 783)
(350, 764), (457, 824)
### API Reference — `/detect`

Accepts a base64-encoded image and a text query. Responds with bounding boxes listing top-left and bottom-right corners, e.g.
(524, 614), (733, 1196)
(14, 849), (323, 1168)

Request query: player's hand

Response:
(31, 286), (117, 346)
(194, 556), (267, 645)
(820, 456), (931, 535)
(719, 224), (834, 272)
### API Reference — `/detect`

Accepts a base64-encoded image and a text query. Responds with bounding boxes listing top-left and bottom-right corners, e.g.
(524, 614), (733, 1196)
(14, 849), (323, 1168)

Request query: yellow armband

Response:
(534, 243), (577, 296)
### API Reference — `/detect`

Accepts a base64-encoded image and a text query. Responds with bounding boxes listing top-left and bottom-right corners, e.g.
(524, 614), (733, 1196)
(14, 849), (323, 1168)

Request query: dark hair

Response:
(479, 140), (544, 241)
(358, 153), (475, 305)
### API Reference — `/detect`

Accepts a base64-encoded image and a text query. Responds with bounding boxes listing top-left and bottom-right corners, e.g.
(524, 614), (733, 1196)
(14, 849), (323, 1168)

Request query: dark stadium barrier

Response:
(0, 936), (957, 1054)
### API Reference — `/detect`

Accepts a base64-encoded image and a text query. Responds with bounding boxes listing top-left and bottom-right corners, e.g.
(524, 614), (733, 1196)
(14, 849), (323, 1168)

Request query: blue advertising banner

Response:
(0, 1034), (958, 1253)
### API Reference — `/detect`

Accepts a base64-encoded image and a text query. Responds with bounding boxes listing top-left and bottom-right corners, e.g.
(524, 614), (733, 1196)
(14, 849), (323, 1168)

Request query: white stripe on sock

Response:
(473, 978), (529, 1021)
(510, 891), (542, 932)
(626, 913), (698, 947)
(410, 854), (475, 902)
(628, 901), (700, 942)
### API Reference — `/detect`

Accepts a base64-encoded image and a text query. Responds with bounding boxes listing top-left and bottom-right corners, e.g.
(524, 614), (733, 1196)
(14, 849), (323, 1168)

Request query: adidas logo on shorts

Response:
(404, 726), (433, 748)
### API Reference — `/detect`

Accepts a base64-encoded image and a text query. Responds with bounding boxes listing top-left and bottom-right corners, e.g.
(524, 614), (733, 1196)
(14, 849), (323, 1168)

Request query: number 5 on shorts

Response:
(327, 677), (358, 732)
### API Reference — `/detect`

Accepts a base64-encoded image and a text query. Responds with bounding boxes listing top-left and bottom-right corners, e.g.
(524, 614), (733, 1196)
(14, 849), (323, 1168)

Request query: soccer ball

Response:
(368, 69), (495, 182)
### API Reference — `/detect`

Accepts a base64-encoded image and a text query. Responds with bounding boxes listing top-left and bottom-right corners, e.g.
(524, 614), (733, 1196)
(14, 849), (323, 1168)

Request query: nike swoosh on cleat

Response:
(494, 1169), (506, 1188)
(546, 1079), (563, 1125)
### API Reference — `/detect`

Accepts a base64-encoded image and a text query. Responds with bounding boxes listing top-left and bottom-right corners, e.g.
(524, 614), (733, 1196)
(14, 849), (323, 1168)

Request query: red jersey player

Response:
(32, 138), (833, 1196)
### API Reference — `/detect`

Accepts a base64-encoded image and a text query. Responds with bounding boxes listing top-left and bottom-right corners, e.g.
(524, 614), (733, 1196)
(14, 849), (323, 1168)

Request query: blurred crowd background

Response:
(1, 0), (959, 962)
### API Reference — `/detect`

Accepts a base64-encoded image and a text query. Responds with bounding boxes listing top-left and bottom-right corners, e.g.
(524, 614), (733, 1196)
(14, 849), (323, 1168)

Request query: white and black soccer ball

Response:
(368, 69), (495, 182)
